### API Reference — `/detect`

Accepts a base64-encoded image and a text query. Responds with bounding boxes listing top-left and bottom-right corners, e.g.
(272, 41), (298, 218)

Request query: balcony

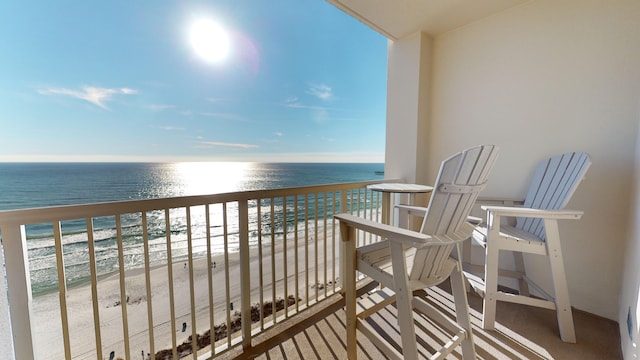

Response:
(0, 182), (620, 359)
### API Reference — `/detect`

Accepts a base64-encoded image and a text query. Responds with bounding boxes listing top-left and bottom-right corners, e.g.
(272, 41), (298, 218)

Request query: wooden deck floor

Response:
(218, 283), (621, 360)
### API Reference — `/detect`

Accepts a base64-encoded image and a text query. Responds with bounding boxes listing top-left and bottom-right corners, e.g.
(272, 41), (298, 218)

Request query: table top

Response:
(367, 183), (433, 193)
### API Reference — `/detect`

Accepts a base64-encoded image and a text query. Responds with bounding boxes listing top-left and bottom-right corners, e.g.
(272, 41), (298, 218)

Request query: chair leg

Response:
(482, 217), (501, 330)
(450, 257), (476, 359)
(512, 251), (530, 296)
(458, 240), (473, 293)
(340, 223), (358, 359)
(544, 220), (576, 343)
(389, 241), (418, 360)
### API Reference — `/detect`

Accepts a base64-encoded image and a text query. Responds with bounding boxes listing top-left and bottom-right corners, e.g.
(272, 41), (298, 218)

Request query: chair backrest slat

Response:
(517, 152), (591, 240)
(422, 145), (499, 236)
(410, 145), (499, 282)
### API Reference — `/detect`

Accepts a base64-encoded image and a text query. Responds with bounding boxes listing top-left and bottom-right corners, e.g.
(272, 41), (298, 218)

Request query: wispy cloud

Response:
(262, 132), (284, 144)
(284, 97), (329, 110)
(306, 83), (332, 100)
(197, 141), (259, 149)
(147, 104), (175, 111)
(285, 96), (299, 104)
(38, 86), (138, 110)
(158, 125), (184, 131)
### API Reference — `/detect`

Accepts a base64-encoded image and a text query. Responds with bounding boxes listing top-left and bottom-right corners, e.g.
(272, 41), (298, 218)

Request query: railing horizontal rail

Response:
(0, 180), (394, 226)
(0, 179), (399, 360)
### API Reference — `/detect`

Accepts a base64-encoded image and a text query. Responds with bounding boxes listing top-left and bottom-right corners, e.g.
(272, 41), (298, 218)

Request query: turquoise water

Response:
(0, 162), (384, 295)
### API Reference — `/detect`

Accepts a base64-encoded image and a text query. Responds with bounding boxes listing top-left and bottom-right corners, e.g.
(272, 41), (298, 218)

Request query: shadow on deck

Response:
(218, 281), (621, 360)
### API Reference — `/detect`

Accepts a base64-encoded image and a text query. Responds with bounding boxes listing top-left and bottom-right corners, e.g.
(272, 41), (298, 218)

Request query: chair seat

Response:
(358, 240), (458, 289)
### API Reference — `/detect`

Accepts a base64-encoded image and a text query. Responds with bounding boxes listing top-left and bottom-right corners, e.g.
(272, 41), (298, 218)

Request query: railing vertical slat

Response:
(304, 194), (309, 308)
(270, 199), (276, 324)
(223, 203), (232, 347)
(238, 200), (251, 349)
(164, 209), (178, 359)
(376, 191), (381, 221)
(367, 190), (373, 244)
(314, 194), (319, 301)
(356, 188), (361, 217)
(186, 207), (198, 359)
(282, 198), (288, 317)
(257, 200), (264, 329)
(331, 192), (337, 293)
(205, 205), (214, 357)
(323, 193), (328, 298)
(115, 215), (131, 359)
(53, 221), (71, 360)
(294, 196), (299, 313)
(86, 218), (103, 360)
(141, 212), (155, 360)
(339, 189), (348, 291)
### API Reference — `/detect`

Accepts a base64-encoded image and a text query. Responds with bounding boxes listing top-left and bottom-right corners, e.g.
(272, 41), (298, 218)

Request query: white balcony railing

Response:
(0, 180), (394, 360)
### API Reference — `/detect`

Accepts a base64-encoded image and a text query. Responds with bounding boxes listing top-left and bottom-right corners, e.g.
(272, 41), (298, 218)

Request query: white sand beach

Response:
(32, 224), (342, 360)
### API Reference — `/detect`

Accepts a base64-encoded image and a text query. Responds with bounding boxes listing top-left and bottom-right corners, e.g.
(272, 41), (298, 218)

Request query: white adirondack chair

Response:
(335, 145), (499, 360)
(469, 151), (591, 343)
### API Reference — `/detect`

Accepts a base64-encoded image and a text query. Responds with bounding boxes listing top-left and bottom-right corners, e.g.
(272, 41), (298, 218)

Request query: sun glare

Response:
(189, 19), (230, 63)
(173, 162), (249, 195)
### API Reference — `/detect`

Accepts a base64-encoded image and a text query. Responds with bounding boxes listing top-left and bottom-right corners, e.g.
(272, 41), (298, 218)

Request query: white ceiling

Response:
(327, 0), (530, 39)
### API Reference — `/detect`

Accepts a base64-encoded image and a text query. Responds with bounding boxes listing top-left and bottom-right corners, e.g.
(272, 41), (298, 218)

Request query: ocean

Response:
(0, 162), (384, 295)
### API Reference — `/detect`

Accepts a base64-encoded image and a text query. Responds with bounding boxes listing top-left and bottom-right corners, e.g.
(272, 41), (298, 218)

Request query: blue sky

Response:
(0, 1), (387, 163)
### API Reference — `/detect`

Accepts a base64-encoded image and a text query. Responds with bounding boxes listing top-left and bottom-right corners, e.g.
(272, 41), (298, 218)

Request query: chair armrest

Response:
(396, 205), (483, 225)
(395, 204), (427, 217)
(334, 213), (431, 248)
(476, 198), (525, 206)
(480, 205), (583, 220)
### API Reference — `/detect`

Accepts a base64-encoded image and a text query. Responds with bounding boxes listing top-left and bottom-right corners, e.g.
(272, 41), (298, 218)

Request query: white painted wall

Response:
(619, 95), (640, 358)
(427, 0), (640, 321)
(385, 32), (433, 184)
(428, 0), (640, 320)
(386, 0), (640, 322)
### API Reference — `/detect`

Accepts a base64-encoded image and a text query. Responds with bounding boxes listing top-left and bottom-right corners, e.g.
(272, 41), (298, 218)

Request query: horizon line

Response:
(0, 154), (385, 164)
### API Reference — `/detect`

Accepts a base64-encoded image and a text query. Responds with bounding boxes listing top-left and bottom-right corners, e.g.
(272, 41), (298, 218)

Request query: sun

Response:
(189, 19), (230, 63)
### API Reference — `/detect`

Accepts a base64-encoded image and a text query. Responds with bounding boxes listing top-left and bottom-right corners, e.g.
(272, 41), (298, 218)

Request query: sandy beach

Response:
(33, 223), (341, 360)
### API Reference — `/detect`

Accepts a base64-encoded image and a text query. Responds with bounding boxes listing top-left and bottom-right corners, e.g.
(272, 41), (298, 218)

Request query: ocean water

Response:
(0, 162), (384, 295)
(0, 162), (384, 210)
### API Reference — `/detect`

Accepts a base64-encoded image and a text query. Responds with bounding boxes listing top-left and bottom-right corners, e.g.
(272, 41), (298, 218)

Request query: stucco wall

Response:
(421, 0), (640, 321)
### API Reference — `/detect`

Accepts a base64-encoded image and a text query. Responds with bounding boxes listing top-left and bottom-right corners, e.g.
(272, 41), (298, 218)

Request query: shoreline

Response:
(32, 222), (341, 359)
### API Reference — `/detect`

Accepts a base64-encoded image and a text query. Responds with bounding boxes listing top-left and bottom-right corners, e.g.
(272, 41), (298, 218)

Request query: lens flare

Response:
(189, 19), (230, 63)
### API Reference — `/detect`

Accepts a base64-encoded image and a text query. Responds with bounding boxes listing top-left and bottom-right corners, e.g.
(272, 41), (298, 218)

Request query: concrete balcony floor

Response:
(219, 282), (621, 360)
